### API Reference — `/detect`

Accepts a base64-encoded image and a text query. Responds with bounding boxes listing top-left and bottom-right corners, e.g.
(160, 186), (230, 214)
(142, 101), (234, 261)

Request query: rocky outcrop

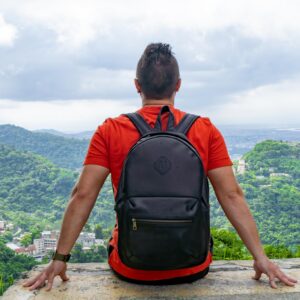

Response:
(2, 259), (300, 300)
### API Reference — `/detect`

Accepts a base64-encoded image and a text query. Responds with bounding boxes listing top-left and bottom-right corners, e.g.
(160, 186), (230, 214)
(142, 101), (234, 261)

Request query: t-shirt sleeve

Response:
(207, 123), (233, 171)
(82, 119), (110, 170)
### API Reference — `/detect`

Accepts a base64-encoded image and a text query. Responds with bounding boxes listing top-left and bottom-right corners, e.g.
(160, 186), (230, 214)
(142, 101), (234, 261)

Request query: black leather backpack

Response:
(114, 105), (211, 270)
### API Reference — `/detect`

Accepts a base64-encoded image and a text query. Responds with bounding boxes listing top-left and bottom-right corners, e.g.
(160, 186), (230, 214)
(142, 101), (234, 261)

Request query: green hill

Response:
(0, 124), (89, 170)
(1, 139), (299, 295)
(211, 140), (300, 247)
(0, 139), (299, 247)
(0, 144), (114, 231)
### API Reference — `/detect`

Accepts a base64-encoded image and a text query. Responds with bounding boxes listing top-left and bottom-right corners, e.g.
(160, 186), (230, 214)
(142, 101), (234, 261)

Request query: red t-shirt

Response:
(83, 104), (232, 281)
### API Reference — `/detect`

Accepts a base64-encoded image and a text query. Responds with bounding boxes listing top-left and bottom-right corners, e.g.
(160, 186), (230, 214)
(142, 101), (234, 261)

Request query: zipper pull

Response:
(132, 218), (137, 230)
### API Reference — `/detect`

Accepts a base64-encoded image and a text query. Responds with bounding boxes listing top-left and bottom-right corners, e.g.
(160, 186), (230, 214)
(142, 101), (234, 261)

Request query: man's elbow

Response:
(71, 187), (96, 204)
(223, 184), (244, 203)
(70, 183), (78, 197)
(66, 190), (96, 217)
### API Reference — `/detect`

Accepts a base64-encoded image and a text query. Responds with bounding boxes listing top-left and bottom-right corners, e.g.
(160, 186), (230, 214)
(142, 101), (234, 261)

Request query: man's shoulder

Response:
(103, 113), (133, 126)
(187, 114), (215, 132)
(168, 106), (215, 130)
(96, 109), (216, 133)
(95, 113), (135, 134)
(195, 116), (213, 127)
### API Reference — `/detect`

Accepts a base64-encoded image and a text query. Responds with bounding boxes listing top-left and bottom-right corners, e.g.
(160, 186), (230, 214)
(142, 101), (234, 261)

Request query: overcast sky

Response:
(0, 0), (300, 132)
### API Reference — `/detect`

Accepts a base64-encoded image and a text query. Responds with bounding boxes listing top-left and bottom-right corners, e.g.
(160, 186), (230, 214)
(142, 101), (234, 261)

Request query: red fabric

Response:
(83, 104), (233, 281)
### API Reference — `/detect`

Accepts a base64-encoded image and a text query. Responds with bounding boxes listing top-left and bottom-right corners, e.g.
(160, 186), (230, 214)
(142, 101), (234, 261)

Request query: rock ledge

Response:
(2, 259), (300, 300)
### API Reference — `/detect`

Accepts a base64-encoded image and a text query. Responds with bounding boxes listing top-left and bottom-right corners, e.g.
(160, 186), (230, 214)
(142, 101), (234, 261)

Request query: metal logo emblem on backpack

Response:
(114, 105), (211, 271)
(153, 156), (172, 175)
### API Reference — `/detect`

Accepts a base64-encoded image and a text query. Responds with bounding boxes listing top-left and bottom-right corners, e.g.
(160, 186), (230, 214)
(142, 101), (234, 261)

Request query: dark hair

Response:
(136, 43), (180, 99)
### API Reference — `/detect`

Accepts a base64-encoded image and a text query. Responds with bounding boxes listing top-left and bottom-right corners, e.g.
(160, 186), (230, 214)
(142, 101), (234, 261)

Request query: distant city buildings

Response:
(33, 236), (57, 255)
(77, 232), (96, 248)
(33, 231), (99, 255)
(1, 223), (106, 261)
(6, 243), (36, 256)
(41, 230), (59, 240)
(0, 220), (13, 231)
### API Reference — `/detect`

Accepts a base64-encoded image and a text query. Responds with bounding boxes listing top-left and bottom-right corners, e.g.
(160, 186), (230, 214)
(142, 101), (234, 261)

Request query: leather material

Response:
(115, 105), (211, 271)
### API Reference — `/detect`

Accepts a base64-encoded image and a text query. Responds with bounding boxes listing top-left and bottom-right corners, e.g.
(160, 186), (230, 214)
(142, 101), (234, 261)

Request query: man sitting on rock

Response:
(23, 43), (297, 291)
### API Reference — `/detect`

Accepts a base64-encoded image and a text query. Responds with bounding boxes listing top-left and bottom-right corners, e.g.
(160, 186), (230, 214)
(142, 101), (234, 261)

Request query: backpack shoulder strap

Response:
(124, 112), (154, 136)
(174, 113), (199, 135)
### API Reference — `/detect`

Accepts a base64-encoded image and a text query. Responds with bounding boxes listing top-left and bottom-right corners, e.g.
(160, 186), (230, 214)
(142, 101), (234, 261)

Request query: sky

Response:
(0, 0), (300, 132)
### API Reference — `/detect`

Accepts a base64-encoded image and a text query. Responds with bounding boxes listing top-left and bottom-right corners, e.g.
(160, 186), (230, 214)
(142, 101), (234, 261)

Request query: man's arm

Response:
(208, 166), (297, 288)
(23, 164), (110, 291)
(56, 164), (109, 255)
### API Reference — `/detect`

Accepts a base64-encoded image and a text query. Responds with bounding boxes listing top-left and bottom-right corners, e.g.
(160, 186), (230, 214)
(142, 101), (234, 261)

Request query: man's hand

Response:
(23, 260), (69, 291)
(252, 256), (298, 288)
(22, 165), (109, 292)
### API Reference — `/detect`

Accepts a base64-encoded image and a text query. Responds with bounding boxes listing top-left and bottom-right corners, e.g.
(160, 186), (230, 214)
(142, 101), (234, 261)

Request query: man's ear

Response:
(134, 78), (142, 93)
(175, 78), (181, 92)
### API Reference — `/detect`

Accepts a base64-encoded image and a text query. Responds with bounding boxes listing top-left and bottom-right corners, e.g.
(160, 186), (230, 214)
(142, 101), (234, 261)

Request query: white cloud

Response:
(2, 74), (300, 132)
(0, 14), (17, 46)
(1, 0), (300, 128)
(0, 99), (138, 132)
(205, 76), (300, 125)
(1, 0), (300, 49)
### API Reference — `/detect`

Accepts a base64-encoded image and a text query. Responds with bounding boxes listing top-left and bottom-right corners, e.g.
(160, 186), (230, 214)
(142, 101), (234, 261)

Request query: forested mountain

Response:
(0, 124), (89, 170)
(0, 137), (299, 246)
(0, 137), (299, 295)
(33, 125), (300, 160)
(0, 144), (114, 231)
(210, 140), (300, 247)
(220, 126), (300, 159)
(2, 124), (300, 169)
(34, 129), (93, 140)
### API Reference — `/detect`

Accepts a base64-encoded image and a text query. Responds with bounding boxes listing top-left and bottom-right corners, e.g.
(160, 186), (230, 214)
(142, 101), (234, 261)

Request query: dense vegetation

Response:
(211, 228), (300, 260)
(0, 143), (115, 231)
(1, 139), (299, 245)
(0, 124), (89, 169)
(0, 242), (37, 296)
(0, 140), (299, 246)
(0, 143), (77, 230)
(0, 130), (299, 294)
(210, 140), (300, 248)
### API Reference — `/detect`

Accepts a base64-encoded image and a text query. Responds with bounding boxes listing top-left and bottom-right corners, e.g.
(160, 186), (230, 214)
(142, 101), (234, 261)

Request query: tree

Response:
(0, 242), (36, 295)
(71, 243), (85, 262)
(84, 223), (91, 232)
(30, 226), (42, 240)
(94, 224), (104, 239)
(0, 231), (13, 243)
(20, 233), (32, 247)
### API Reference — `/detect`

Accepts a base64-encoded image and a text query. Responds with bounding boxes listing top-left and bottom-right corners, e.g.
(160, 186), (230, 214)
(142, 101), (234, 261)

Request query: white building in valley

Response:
(32, 230), (60, 254)
(0, 221), (5, 231)
(237, 159), (246, 174)
(77, 232), (96, 248)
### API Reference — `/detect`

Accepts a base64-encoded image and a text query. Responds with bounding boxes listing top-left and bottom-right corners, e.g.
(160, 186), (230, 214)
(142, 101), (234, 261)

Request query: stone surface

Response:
(2, 259), (300, 300)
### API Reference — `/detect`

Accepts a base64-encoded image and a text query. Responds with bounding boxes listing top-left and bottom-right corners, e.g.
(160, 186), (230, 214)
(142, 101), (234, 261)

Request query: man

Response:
(24, 43), (297, 291)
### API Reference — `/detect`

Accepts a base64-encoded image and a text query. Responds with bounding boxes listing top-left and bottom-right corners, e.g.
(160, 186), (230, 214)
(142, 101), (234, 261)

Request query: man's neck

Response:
(142, 98), (174, 107)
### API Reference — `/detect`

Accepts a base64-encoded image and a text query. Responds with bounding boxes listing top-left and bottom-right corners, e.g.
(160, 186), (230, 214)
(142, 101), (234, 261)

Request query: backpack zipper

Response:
(131, 218), (192, 231)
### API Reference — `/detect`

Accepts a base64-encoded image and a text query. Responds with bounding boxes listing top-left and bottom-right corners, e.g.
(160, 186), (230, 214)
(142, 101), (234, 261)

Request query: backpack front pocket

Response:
(128, 217), (195, 270)
(116, 196), (210, 270)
